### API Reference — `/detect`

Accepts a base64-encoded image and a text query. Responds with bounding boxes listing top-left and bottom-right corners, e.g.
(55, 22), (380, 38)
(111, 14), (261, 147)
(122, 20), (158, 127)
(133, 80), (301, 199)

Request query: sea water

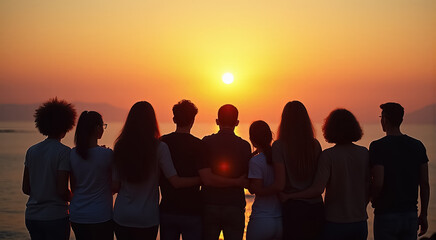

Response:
(0, 121), (435, 240)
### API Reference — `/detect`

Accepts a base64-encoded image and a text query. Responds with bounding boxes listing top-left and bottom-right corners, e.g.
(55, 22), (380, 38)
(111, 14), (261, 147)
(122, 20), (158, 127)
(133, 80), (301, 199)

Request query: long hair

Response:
(277, 101), (320, 181)
(74, 111), (103, 159)
(249, 120), (273, 165)
(114, 101), (161, 183)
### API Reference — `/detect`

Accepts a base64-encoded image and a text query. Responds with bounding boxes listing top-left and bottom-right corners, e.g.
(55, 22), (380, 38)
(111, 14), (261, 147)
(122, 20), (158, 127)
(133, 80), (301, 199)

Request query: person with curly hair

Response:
(22, 98), (77, 240)
(282, 108), (370, 240)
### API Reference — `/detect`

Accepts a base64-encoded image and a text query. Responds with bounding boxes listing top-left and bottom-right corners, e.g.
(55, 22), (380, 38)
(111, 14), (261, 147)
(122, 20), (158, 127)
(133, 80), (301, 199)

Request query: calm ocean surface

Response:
(0, 121), (435, 240)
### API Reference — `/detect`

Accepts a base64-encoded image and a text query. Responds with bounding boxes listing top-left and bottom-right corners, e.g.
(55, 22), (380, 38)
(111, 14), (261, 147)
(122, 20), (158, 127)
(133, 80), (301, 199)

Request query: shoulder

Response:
(404, 135), (425, 147)
(352, 144), (369, 152)
(369, 136), (387, 149)
(272, 139), (285, 150)
(202, 133), (215, 142)
(157, 141), (169, 151)
(250, 153), (266, 165)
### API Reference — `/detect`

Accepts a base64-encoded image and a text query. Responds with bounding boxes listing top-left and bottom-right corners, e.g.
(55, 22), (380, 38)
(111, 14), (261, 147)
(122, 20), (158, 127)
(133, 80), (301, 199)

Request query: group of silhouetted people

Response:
(22, 98), (430, 240)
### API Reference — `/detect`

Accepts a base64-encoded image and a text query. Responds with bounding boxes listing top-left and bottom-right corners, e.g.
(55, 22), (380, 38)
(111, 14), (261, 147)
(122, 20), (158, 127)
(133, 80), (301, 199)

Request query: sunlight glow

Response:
(222, 72), (234, 84)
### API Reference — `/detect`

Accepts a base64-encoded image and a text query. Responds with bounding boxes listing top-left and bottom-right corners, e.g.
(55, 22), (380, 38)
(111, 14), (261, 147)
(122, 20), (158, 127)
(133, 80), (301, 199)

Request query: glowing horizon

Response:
(0, 1), (435, 124)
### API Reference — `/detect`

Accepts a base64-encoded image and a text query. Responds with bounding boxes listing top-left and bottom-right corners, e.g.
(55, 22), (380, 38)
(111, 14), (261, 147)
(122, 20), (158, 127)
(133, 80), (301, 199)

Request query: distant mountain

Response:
(0, 102), (128, 122)
(404, 103), (436, 124)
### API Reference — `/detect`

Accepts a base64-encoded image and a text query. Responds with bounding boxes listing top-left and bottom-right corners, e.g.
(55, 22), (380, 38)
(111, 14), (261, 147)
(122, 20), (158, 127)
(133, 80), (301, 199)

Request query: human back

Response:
(272, 100), (323, 240)
(69, 111), (114, 240)
(22, 98), (77, 240)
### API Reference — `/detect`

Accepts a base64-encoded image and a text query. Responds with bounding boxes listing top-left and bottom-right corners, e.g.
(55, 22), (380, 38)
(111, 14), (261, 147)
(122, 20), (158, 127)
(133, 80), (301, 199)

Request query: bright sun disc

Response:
(222, 73), (234, 84)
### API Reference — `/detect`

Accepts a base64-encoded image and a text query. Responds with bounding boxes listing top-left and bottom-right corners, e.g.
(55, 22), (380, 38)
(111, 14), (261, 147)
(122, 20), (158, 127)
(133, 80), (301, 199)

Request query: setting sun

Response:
(222, 73), (234, 84)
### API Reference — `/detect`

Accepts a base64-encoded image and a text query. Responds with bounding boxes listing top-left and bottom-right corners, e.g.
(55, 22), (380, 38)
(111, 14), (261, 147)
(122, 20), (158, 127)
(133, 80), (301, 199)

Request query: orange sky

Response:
(0, 1), (435, 123)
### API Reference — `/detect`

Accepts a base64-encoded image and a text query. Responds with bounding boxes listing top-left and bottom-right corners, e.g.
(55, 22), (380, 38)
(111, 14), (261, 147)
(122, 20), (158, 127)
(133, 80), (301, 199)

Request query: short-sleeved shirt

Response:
(113, 141), (177, 228)
(200, 129), (252, 208)
(159, 132), (204, 216)
(314, 143), (370, 223)
(69, 147), (114, 224)
(272, 139), (323, 204)
(369, 135), (429, 215)
(248, 153), (282, 219)
(24, 138), (71, 221)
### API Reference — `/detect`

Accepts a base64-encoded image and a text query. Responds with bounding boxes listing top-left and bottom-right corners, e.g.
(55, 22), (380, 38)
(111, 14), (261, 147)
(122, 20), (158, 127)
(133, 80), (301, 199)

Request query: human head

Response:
(278, 100), (314, 141)
(74, 111), (104, 159)
(172, 100), (198, 128)
(249, 120), (273, 149)
(380, 102), (404, 129)
(122, 101), (160, 140)
(249, 120), (273, 164)
(217, 104), (239, 128)
(34, 97), (77, 139)
(323, 108), (363, 144)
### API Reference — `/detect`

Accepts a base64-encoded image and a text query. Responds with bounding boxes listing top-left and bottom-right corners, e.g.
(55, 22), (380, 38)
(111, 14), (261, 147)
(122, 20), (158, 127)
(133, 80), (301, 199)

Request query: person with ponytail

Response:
(112, 101), (201, 240)
(246, 121), (283, 240)
(272, 101), (324, 240)
(69, 111), (114, 240)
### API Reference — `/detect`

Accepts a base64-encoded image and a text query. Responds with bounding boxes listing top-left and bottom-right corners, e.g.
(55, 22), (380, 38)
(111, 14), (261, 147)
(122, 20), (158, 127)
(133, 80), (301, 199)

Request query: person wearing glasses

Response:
(370, 103), (429, 240)
(69, 111), (115, 240)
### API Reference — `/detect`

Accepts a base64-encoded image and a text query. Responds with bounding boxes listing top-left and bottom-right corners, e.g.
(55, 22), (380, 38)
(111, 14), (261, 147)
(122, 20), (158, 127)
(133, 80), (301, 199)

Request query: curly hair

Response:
(34, 98), (77, 137)
(323, 108), (363, 144)
(172, 99), (198, 127)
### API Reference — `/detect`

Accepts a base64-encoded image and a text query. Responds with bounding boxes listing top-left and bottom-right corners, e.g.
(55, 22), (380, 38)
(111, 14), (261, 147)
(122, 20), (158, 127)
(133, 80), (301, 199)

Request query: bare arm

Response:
(56, 170), (72, 202)
(418, 163), (430, 237)
(199, 168), (247, 188)
(279, 178), (325, 202)
(370, 165), (384, 203)
(249, 162), (286, 196)
(167, 175), (202, 189)
(22, 166), (30, 195)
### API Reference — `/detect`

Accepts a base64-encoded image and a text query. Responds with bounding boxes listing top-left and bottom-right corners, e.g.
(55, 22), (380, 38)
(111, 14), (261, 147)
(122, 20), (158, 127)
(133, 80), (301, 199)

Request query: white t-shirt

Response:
(24, 138), (71, 221)
(248, 153), (282, 219)
(69, 146), (114, 224)
(113, 142), (177, 228)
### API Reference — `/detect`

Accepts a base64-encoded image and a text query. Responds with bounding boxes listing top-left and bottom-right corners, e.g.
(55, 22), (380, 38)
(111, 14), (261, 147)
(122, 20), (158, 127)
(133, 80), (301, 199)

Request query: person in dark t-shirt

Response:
(199, 104), (251, 240)
(370, 102), (430, 240)
(159, 100), (205, 240)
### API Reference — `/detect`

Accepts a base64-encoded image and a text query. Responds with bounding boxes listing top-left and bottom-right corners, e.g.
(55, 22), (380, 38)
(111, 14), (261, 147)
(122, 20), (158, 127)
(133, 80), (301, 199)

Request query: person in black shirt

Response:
(160, 100), (205, 240)
(370, 102), (430, 240)
(200, 104), (251, 240)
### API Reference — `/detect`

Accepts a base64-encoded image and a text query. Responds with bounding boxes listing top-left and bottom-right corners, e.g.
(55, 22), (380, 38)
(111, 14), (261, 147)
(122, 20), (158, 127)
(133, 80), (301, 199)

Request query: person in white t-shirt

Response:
(112, 101), (201, 240)
(70, 111), (114, 240)
(22, 98), (77, 240)
(246, 120), (283, 240)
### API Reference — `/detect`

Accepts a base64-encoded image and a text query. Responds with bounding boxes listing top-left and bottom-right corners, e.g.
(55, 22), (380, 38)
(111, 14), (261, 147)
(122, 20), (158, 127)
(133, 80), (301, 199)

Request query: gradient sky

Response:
(1, 0), (435, 123)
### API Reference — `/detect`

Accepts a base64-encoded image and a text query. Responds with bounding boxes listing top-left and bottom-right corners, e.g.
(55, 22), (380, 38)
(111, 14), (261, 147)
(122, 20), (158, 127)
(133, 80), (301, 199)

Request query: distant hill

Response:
(404, 103), (436, 124)
(0, 102), (128, 122)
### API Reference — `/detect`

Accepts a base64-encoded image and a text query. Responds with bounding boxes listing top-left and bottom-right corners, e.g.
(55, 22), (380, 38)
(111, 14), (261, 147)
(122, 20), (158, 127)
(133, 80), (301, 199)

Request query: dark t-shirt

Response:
(200, 129), (252, 208)
(159, 132), (205, 215)
(369, 135), (428, 215)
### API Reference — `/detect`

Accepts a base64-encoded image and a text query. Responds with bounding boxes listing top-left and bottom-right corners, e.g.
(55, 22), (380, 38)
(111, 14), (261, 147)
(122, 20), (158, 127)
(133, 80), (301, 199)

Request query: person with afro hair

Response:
(22, 98), (76, 240)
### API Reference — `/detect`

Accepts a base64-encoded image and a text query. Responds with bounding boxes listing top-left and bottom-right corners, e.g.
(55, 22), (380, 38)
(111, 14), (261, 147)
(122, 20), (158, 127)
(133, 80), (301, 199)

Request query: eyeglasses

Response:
(102, 123), (108, 129)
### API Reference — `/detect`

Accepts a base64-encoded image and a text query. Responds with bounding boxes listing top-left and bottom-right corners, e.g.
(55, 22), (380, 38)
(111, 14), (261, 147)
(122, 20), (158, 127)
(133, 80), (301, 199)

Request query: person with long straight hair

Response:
(272, 101), (323, 240)
(246, 120), (282, 240)
(112, 101), (201, 240)
(69, 111), (114, 240)
(283, 109), (369, 240)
